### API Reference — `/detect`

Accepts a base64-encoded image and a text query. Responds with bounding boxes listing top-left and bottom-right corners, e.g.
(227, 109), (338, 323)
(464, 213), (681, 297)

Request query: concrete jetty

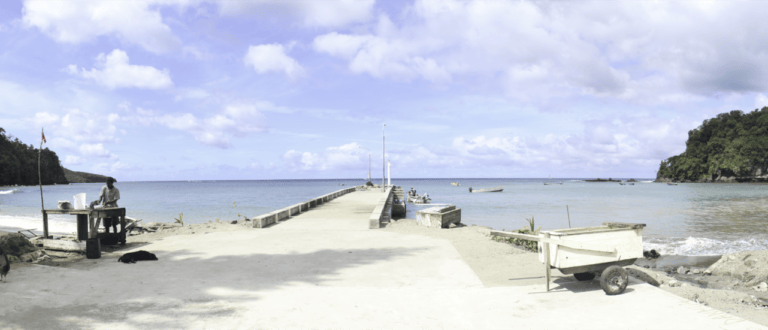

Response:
(2, 188), (766, 329)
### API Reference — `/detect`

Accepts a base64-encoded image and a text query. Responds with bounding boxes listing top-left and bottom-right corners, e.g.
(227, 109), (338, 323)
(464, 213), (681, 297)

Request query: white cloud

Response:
(32, 109), (119, 145)
(67, 49), (173, 90)
(79, 143), (115, 159)
(63, 155), (82, 166)
(243, 44), (303, 78)
(218, 0), (374, 28)
(282, 143), (368, 172)
(756, 94), (768, 110)
(123, 103), (267, 149)
(22, 0), (182, 54)
(313, 0), (768, 101)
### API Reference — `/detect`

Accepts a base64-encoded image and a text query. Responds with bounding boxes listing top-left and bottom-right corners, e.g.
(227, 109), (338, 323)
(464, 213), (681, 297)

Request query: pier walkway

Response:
(3, 189), (766, 329)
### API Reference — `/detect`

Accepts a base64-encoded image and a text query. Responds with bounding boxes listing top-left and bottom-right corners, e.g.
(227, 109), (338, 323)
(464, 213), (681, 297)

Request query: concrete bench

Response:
(416, 205), (461, 229)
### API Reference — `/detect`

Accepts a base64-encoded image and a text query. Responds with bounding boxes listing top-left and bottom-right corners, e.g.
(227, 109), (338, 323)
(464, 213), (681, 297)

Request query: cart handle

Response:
(490, 230), (616, 254)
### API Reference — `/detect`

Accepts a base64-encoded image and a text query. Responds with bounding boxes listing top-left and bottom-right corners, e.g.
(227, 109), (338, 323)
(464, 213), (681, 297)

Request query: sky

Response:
(2, 0), (768, 181)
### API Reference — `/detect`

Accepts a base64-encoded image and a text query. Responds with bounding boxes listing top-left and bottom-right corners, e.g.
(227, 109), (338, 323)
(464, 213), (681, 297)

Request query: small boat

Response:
(667, 182), (678, 186)
(408, 194), (431, 204)
(339, 183), (345, 186)
(628, 183), (634, 185)
(619, 182), (625, 185)
(544, 182), (563, 185)
(469, 187), (503, 193)
(451, 182), (460, 186)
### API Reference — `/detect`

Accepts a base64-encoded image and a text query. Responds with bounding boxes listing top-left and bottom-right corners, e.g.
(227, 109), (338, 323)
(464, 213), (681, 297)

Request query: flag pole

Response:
(39, 128), (45, 219)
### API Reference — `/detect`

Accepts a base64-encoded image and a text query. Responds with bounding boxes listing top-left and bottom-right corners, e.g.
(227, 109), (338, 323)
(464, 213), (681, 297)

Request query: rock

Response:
(19, 250), (47, 263)
(677, 266), (689, 275)
(231, 220), (237, 224)
(691, 268), (702, 275)
(703, 269), (712, 275)
(0, 233), (39, 259)
(753, 282), (768, 292)
(668, 279), (680, 287)
(643, 249), (661, 259)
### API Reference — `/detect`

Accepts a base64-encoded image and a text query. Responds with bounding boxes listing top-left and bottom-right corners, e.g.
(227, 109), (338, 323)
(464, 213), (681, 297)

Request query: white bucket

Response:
(73, 193), (86, 209)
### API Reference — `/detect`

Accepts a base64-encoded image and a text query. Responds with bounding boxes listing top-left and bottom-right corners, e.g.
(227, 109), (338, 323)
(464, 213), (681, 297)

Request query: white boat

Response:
(451, 182), (460, 186)
(408, 194), (431, 204)
(469, 187), (503, 193)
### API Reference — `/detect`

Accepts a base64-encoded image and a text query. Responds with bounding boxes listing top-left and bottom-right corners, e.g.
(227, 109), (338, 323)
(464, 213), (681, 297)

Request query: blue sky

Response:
(2, 0), (768, 181)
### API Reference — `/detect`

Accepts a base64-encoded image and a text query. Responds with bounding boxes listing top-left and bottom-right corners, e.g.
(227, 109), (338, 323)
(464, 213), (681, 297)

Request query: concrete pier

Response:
(2, 188), (766, 329)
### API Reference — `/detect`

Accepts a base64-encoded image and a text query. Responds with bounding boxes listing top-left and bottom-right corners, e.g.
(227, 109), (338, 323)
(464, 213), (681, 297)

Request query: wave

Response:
(0, 189), (19, 194)
(644, 236), (768, 256)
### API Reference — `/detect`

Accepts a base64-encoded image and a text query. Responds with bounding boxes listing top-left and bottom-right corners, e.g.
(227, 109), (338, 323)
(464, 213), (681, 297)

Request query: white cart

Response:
(491, 222), (645, 295)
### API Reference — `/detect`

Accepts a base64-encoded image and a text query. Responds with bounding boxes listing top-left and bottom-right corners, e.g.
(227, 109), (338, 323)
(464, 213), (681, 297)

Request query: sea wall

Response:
(252, 186), (362, 228)
(368, 186), (394, 229)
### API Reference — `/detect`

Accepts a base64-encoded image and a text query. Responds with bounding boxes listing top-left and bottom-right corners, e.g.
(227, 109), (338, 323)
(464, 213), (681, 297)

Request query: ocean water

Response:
(2, 178), (767, 256)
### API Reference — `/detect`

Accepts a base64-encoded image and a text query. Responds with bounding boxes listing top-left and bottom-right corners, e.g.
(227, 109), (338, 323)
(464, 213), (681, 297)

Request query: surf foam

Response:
(644, 236), (768, 256)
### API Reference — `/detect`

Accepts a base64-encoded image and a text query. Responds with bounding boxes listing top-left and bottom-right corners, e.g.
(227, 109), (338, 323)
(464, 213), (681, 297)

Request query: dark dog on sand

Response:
(118, 250), (158, 264)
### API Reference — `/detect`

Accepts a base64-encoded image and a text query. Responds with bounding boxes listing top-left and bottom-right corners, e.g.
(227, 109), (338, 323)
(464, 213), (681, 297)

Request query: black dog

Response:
(118, 250), (158, 264)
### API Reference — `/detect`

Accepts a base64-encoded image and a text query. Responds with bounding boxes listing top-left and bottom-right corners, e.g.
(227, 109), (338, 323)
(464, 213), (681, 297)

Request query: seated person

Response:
(98, 177), (121, 233)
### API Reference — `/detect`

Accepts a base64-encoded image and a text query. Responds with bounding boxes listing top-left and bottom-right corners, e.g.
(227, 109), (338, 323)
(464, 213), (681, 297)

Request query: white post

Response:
(359, 146), (371, 182)
(387, 160), (391, 187)
(382, 123), (386, 192)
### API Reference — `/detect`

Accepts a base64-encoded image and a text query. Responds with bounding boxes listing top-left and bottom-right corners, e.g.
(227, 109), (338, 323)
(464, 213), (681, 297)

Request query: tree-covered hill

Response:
(63, 168), (110, 183)
(656, 107), (768, 182)
(0, 128), (68, 186)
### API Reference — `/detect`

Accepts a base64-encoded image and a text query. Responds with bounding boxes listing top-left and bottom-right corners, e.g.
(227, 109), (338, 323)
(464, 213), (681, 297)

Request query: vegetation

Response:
(493, 216), (541, 252)
(174, 212), (184, 226)
(63, 168), (110, 183)
(657, 107), (768, 182)
(0, 128), (68, 186)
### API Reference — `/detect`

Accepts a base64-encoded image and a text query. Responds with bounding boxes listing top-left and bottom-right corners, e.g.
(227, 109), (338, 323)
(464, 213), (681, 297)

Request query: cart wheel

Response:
(600, 266), (628, 295)
(573, 272), (596, 281)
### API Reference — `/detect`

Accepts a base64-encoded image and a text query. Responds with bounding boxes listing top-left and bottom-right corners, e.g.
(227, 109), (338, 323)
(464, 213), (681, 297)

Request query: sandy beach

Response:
(1, 203), (767, 328)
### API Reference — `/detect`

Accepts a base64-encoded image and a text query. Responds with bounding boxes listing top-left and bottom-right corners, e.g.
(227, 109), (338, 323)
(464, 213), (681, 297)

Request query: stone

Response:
(753, 282), (768, 292)
(668, 279), (679, 287)
(0, 233), (39, 258)
(677, 266), (689, 275)
(691, 269), (702, 275)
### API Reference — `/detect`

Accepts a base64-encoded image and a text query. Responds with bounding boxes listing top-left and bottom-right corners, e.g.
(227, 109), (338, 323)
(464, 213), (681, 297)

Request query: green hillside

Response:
(0, 128), (68, 186)
(62, 168), (110, 183)
(656, 107), (768, 182)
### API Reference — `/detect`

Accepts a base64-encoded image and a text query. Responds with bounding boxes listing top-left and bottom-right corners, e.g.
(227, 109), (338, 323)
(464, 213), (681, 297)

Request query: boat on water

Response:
(408, 194), (431, 204)
(544, 182), (563, 185)
(451, 182), (460, 186)
(469, 187), (503, 193)
(667, 182), (678, 186)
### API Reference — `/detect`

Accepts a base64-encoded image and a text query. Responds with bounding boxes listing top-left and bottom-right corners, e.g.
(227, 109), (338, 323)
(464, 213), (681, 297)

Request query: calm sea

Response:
(2, 178), (767, 256)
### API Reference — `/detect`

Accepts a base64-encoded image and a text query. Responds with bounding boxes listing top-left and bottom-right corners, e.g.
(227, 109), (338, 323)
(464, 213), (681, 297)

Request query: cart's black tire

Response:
(574, 272), (596, 281)
(600, 265), (628, 295)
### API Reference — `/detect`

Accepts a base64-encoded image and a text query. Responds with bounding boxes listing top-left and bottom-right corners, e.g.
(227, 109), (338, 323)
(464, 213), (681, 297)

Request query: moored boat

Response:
(469, 187), (503, 193)
(451, 182), (460, 186)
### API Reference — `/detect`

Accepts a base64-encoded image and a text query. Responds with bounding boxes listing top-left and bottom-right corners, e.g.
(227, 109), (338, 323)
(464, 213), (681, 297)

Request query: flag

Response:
(41, 128), (46, 143)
